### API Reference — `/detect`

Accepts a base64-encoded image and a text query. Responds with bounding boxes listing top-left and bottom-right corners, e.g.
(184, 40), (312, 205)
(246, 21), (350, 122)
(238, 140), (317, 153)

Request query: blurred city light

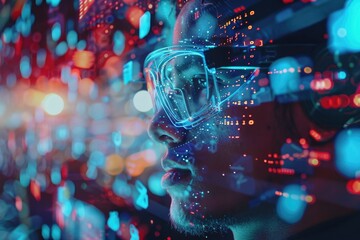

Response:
(133, 90), (153, 112)
(41, 93), (65, 116)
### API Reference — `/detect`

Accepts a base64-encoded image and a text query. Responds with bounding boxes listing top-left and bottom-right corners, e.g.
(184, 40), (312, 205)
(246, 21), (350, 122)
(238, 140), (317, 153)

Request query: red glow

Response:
(353, 94), (360, 107)
(233, 6), (246, 13)
(55, 203), (65, 228)
(309, 129), (322, 141)
(310, 78), (333, 91)
(79, 0), (95, 20)
(123, 0), (137, 5)
(346, 180), (360, 195)
(61, 165), (68, 179)
(320, 95), (351, 109)
(268, 168), (295, 175)
(30, 180), (41, 201)
(282, 0), (294, 4)
(11, 0), (26, 20)
(15, 196), (22, 211)
(126, 6), (144, 29)
(309, 151), (331, 161)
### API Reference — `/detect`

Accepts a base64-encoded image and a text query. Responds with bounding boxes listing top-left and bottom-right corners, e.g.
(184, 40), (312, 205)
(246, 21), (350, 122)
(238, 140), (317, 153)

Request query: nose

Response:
(148, 109), (187, 147)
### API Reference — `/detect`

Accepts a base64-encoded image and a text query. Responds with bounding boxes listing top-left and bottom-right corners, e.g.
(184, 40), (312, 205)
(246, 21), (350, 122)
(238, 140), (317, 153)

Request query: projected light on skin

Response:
(41, 93), (65, 116)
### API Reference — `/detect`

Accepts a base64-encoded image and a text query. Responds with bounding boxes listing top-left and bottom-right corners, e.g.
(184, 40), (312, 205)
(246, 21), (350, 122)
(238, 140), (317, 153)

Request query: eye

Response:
(194, 77), (207, 87)
(191, 74), (209, 89)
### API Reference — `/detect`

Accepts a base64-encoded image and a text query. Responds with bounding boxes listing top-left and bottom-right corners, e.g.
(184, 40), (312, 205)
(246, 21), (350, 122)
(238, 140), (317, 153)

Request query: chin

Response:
(168, 197), (233, 236)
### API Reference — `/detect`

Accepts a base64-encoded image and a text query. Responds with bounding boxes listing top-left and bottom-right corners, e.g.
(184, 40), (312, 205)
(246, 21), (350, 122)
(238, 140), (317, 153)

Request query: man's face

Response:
(147, 0), (298, 235)
(148, 54), (295, 235)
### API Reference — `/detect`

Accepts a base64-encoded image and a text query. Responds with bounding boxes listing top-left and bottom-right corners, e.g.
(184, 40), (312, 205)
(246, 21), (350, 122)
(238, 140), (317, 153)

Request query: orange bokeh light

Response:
(126, 6), (144, 29)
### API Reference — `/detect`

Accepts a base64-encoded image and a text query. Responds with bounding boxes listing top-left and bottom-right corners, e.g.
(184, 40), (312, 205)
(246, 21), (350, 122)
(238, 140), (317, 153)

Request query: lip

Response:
(161, 168), (193, 189)
(161, 151), (195, 189)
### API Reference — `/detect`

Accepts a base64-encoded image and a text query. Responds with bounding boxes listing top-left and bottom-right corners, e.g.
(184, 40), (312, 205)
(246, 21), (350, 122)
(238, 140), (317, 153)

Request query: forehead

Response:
(173, 1), (218, 45)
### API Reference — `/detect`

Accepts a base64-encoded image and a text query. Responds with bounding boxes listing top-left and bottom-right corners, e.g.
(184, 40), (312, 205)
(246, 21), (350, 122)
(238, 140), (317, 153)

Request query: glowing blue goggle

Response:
(144, 45), (262, 129)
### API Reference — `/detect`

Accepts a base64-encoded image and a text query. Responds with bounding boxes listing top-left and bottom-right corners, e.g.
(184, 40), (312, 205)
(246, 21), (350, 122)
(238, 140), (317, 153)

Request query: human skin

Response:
(148, 0), (359, 239)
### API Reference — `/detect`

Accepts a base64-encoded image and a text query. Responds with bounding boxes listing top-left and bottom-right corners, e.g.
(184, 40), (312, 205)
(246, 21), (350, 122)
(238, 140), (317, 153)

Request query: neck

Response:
(229, 215), (289, 240)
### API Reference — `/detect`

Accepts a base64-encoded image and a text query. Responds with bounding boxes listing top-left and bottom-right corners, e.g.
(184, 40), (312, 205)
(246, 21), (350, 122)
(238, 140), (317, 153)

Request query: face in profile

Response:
(146, 0), (359, 237)
(146, 3), (303, 236)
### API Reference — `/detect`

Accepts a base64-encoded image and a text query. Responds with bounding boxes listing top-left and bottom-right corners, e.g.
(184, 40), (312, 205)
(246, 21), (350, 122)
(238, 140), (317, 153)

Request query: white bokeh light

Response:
(41, 93), (64, 116)
(133, 90), (153, 112)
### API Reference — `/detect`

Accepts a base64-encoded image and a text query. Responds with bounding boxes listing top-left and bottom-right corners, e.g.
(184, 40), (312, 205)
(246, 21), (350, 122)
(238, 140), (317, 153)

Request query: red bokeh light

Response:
(126, 6), (144, 29)
(347, 179), (360, 195)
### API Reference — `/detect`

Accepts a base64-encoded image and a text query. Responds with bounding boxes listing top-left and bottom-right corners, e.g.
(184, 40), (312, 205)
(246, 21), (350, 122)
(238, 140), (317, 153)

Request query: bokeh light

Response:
(133, 90), (153, 112)
(41, 93), (65, 116)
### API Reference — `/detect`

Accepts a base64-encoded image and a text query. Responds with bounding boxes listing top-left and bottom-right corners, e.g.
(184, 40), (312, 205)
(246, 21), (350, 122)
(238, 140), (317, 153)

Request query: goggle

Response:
(144, 45), (317, 129)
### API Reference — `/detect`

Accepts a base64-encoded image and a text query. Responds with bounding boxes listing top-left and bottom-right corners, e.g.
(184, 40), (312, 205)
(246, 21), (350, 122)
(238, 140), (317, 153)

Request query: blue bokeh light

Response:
(335, 129), (360, 178)
(276, 184), (307, 224)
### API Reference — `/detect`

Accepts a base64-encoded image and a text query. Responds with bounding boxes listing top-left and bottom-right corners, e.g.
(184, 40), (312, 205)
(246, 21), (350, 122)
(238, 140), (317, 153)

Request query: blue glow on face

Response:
(139, 11), (151, 39)
(335, 129), (360, 178)
(148, 172), (166, 196)
(276, 184), (307, 224)
(107, 211), (120, 232)
(328, 0), (360, 53)
(20, 56), (32, 78)
(51, 22), (61, 42)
